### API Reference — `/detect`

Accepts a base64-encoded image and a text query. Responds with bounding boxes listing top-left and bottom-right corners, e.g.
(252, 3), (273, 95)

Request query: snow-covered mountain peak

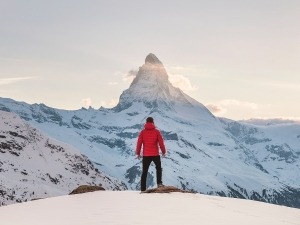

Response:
(114, 54), (213, 118)
(131, 53), (169, 86)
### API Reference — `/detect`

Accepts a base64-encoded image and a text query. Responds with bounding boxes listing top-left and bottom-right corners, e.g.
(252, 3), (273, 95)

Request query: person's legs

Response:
(141, 156), (152, 191)
(153, 156), (163, 185)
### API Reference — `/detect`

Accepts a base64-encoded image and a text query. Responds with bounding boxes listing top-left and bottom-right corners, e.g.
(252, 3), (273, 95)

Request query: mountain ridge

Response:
(0, 111), (126, 206)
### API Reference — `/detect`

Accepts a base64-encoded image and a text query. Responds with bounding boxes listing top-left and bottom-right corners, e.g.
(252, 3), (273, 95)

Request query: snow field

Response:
(0, 191), (299, 225)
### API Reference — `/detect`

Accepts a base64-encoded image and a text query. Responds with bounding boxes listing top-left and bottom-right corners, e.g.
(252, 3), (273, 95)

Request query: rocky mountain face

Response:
(0, 53), (300, 208)
(0, 111), (126, 206)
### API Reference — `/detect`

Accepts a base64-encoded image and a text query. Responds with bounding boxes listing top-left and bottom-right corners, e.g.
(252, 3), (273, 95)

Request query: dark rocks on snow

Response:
(31, 198), (43, 201)
(142, 186), (194, 194)
(69, 185), (105, 195)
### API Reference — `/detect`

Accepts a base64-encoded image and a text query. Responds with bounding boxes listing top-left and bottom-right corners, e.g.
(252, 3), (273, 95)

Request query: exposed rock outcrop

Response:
(69, 185), (105, 195)
(142, 186), (194, 194)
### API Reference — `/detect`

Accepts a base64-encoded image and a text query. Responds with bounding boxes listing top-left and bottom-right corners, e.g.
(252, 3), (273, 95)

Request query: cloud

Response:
(108, 82), (118, 85)
(206, 99), (261, 118)
(127, 70), (138, 77)
(166, 65), (221, 79)
(166, 65), (199, 73)
(206, 104), (227, 115)
(240, 117), (300, 125)
(82, 98), (92, 108)
(109, 98), (119, 107)
(278, 116), (300, 122)
(220, 99), (258, 110)
(266, 82), (300, 90)
(0, 77), (36, 86)
(169, 74), (197, 92)
(100, 98), (119, 108)
(122, 70), (138, 83)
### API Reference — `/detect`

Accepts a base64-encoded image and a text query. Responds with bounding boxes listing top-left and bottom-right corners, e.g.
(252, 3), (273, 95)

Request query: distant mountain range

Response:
(0, 53), (299, 208)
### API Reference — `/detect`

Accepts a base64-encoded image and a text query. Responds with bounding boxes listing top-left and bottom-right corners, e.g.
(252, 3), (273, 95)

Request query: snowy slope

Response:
(0, 53), (299, 208)
(0, 111), (126, 206)
(221, 118), (300, 187)
(0, 191), (299, 225)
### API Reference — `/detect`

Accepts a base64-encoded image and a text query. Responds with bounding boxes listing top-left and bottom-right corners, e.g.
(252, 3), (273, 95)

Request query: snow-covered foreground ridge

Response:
(0, 191), (299, 225)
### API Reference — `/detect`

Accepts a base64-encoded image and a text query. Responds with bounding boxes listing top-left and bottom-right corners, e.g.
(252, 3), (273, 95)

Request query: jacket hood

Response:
(144, 122), (155, 130)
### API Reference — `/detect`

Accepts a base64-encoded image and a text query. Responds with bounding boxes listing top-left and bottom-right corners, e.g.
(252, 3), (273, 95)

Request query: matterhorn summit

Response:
(145, 53), (163, 65)
(114, 53), (213, 120)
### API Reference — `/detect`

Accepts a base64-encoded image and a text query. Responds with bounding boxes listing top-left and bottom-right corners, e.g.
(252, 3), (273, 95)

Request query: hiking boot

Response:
(157, 183), (164, 188)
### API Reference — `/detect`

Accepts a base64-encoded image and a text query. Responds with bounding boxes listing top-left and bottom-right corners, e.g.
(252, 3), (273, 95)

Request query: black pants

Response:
(141, 156), (162, 191)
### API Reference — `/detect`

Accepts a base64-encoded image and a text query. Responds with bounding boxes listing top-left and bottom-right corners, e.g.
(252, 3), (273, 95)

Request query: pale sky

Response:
(0, 0), (299, 121)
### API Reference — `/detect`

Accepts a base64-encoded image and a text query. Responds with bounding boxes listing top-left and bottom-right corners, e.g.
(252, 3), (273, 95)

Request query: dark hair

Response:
(146, 117), (154, 123)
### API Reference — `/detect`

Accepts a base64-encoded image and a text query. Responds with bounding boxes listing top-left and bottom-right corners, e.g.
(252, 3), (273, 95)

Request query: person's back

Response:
(136, 122), (165, 157)
(136, 117), (166, 191)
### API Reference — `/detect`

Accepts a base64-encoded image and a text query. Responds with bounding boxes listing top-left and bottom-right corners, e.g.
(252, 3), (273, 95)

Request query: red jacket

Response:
(136, 122), (166, 156)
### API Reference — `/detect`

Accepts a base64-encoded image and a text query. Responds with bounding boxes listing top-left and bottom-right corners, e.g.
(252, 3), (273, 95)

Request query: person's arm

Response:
(157, 130), (166, 156)
(136, 131), (143, 159)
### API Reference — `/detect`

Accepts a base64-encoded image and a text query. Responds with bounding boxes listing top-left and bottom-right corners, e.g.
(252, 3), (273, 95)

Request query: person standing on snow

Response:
(136, 117), (167, 192)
